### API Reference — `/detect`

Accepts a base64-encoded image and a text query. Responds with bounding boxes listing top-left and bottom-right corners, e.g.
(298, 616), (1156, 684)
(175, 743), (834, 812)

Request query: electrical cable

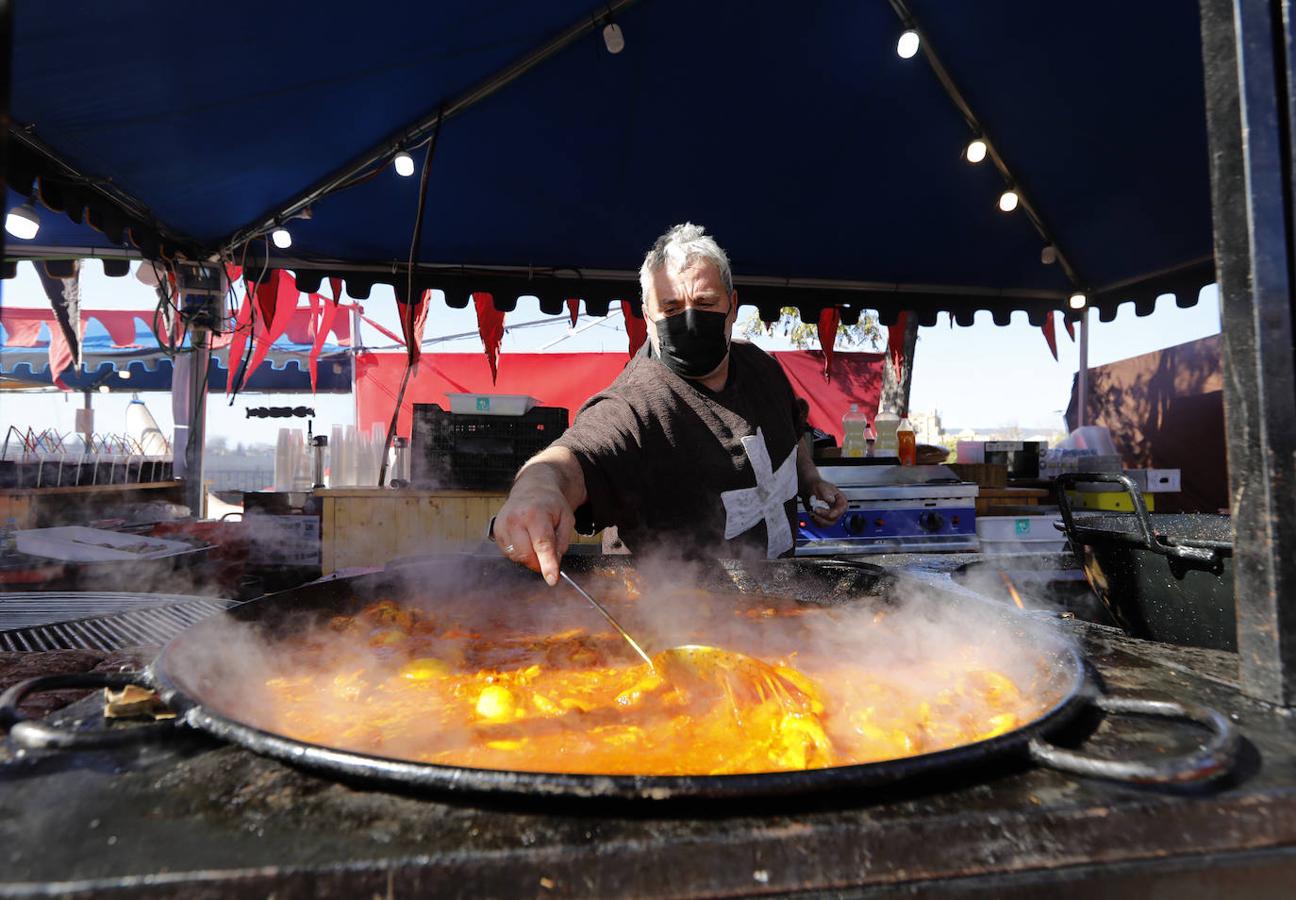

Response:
(378, 108), (442, 487)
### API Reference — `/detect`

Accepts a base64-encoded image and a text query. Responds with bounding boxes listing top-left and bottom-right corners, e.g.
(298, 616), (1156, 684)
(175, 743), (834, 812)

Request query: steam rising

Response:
(167, 555), (1080, 774)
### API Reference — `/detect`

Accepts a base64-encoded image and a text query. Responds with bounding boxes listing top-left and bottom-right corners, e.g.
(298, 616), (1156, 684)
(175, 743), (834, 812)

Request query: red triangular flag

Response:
(396, 285), (431, 367)
(239, 270), (299, 391)
(621, 300), (647, 358)
(1063, 316), (1076, 341)
(225, 281), (255, 394)
(817, 307), (840, 381)
(474, 292), (506, 382)
(566, 299), (580, 328)
(887, 312), (910, 380)
(1042, 311), (1059, 361)
(308, 291), (342, 394)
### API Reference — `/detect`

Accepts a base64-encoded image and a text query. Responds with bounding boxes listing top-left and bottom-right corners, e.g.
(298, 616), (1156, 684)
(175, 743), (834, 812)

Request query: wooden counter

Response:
(0, 482), (186, 529)
(316, 488), (600, 574)
(975, 486), (1051, 516)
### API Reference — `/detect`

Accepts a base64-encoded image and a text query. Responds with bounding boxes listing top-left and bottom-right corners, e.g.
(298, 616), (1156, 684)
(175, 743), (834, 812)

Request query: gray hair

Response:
(638, 222), (734, 300)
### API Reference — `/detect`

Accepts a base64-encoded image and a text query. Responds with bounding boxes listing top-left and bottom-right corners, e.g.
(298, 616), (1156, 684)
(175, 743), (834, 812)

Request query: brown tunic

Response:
(554, 340), (804, 559)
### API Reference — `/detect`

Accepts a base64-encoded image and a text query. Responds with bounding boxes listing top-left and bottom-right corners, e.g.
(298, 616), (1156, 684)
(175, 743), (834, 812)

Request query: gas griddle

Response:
(797, 463), (979, 555)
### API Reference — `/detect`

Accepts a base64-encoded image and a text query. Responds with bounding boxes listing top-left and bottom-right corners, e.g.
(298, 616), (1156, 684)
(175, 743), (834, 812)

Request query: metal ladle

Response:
(558, 570), (818, 713)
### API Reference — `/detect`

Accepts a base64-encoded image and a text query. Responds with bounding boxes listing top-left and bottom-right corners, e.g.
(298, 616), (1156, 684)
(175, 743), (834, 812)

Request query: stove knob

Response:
(918, 511), (945, 533)
(846, 515), (867, 536)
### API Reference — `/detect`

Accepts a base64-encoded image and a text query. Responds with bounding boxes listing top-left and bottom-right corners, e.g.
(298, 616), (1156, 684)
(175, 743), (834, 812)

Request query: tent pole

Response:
(351, 304), (362, 433)
(183, 330), (210, 519)
(1077, 308), (1089, 427)
(1200, 0), (1296, 706)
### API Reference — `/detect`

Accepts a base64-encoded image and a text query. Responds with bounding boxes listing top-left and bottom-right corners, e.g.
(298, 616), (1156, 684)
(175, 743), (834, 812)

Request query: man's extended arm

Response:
(796, 435), (847, 526)
(492, 446), (587, 585)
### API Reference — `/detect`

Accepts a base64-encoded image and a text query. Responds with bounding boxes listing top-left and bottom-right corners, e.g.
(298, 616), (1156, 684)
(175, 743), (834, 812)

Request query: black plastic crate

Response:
(410, 404), (568, 489)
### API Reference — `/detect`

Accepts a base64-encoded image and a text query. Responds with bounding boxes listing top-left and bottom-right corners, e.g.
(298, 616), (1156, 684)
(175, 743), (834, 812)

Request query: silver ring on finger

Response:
(503, 544), (516, 555)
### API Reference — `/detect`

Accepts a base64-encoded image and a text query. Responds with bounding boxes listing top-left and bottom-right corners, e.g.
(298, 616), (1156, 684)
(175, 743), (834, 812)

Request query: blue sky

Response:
(1, 262), (1221, 443)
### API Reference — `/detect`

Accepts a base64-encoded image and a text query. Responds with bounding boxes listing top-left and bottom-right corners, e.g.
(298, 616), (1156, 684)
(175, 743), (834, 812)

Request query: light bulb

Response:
(271, 227), (292, 249)
(98, 384), (110, 394)
(965, 139), (988, 164)
(897, 29), (920, 59)
(998, 190), (1020, 212)
(119, 369), (132, 380)
(603, 23), (625, 54)
(393, 152), (415, 177)
(1040, 245), (1058, 265)
(5, 203), (40, 240)
(1069, 292), (1087, 310)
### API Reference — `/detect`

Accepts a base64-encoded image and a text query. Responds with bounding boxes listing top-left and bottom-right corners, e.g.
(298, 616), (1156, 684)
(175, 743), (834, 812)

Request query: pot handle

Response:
(1054, 472), (1219, 565)
(0, 671), (177, 750)
(1028, 694), (1239, 784)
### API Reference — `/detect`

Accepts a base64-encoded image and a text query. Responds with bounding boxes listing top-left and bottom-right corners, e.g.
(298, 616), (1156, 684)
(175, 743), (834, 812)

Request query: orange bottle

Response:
(897, 416), (917, 466)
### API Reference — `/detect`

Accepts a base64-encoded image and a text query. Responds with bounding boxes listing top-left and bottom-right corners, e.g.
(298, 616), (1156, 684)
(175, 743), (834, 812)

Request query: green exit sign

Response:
(476, 397), (491, 411)
(1015, 519), (1031, 535)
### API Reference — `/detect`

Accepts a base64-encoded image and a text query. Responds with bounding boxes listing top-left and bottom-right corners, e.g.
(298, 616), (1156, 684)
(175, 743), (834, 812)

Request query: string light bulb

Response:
(603, 23), (625, 54)
(965, 138), (988, 164)
(5, 201), (40, 240)
(97, 384), (110, 394)
(119, 369), (132, 381)
(998, 189), (1020, 212)
(897, 28), (920, 58)
(1040, 245), (1058, 265)
(1069, 292), (1088, 310)
(393, 152), (415, 177)
(271, 227), (293, 249)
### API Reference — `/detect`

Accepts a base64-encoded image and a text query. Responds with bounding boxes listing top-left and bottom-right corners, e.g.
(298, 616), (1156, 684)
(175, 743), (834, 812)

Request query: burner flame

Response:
(999, 571), (1025, 610)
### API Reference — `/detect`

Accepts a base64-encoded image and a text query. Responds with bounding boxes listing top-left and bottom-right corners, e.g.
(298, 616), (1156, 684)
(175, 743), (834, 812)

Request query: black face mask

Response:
(654, 308), (731, 378)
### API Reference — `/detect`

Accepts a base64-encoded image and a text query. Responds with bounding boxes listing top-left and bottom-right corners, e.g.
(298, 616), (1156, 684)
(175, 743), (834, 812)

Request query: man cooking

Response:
(493, 223), (848, 585)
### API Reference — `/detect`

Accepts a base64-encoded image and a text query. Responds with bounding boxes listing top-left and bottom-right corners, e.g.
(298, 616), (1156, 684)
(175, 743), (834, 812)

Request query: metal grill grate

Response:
(0, 592), (234, 651)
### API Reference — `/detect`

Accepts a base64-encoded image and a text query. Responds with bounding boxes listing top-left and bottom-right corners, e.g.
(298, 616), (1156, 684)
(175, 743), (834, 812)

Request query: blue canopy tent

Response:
(2, 0), (1213, 326)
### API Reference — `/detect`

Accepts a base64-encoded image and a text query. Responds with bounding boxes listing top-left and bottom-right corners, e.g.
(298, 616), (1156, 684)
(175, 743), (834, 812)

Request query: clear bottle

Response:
(873, 410), (900, 452)
(897, 416), (917, 466)
(841, 403), (869, 458)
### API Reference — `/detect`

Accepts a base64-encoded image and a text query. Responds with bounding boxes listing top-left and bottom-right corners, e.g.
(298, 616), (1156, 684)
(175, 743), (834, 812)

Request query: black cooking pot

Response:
(0, 556), (1238, 800)
(1056, 474), (1235, 651)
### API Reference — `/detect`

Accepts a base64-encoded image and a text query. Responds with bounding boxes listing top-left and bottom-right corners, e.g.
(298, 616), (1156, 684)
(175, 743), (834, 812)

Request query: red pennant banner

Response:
(1063, 316), (1076, 341)
(566, 299), (580, 329)
(887, 311), (910, 380)
(225, 282), (255, 394)
(473, 292), (506, 382)
(307, 293), (342, 393)
(817, 307), (840, 381)
(1042, 311), (1059, 360)
(239, 270), (299, 391)
(621, 300), (647, 358)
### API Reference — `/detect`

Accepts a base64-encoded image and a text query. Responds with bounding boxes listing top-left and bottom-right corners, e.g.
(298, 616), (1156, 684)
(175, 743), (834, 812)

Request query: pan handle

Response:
(1054, 473), (1219, 565)
(0, 671), (177, 750)
(1028, 694), (1239, 785)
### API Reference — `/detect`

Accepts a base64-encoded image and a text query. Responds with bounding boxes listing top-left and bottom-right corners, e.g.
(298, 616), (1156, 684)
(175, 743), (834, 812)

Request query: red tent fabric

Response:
(355, 347), (885, 441)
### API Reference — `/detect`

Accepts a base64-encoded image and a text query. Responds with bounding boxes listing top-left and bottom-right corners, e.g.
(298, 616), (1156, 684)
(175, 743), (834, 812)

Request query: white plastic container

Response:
(16, 526), (193, 562)
(446, 393), (540, 416)
(1125, 468), (1181, 493)
(975, 515), (1067, 554)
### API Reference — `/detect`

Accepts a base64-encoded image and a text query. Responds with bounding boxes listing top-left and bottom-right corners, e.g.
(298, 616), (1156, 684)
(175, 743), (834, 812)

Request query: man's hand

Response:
(494, 484), (574, 586)
(493, 447), (587, 586)
(802, 478), (847, 527)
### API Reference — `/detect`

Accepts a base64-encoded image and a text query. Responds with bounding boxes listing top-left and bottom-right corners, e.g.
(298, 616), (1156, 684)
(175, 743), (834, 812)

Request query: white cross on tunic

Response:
(720, 427), (798, 558)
